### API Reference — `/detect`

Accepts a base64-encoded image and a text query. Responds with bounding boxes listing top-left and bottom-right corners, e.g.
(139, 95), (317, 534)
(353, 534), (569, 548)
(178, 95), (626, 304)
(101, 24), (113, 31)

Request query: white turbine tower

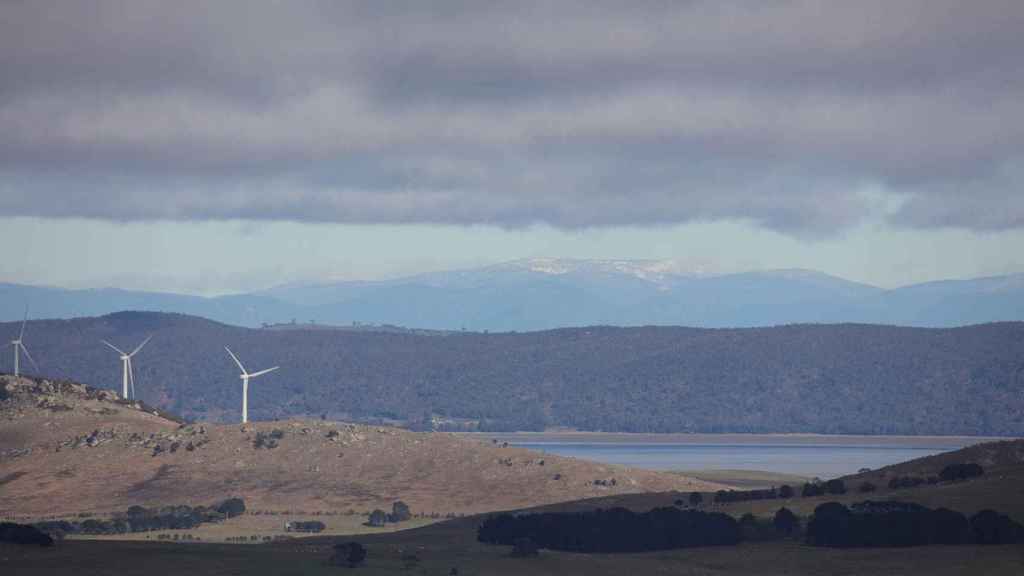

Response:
(225, 346), (278, 424)
(102, 336), (152, 401)
(10, 308), (38, 377)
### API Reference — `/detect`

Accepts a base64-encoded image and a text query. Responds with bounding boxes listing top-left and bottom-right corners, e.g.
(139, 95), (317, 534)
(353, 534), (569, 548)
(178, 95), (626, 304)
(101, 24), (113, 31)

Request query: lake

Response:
(495, 435), (993, 479)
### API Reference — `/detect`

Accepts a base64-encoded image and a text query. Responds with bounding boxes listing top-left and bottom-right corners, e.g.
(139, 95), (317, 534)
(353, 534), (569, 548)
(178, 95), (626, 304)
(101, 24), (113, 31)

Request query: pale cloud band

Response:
(1, 1), (1022, 234)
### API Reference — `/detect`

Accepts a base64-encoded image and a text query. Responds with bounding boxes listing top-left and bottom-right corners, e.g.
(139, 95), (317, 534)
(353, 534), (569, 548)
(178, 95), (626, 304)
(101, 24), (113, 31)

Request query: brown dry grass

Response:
(0, 375), (725, 523)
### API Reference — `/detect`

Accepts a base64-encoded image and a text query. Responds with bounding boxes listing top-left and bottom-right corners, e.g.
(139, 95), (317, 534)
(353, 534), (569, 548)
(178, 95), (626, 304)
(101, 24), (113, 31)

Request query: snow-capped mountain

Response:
(2, 262), (1022, 331)
(494, 258), (713, 281)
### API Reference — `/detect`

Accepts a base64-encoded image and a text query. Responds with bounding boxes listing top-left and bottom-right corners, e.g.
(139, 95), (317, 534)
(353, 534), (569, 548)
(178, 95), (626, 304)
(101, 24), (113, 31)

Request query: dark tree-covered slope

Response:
(4, 312), (1024, 435)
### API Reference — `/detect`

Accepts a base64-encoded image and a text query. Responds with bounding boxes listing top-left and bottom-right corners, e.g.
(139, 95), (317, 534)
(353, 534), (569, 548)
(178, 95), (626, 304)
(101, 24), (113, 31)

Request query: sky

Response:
(2, 1), (1023, 295)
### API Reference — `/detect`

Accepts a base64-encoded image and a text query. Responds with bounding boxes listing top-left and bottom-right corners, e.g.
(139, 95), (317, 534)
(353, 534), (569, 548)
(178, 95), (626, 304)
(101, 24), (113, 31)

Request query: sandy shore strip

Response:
(461, 431), (1015, 448)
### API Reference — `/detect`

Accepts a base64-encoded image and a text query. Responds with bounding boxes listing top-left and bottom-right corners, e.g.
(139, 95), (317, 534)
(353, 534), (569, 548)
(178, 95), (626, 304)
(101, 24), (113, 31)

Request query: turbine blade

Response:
(102, 340), (127, 355)
(248, 366), (279, 378)
(129, 335), (152, 357)
(18, 306), (28, 340)
(224, 346), (247, 373)
(19, 343), (39, 372)
(128, 357), (135, 400)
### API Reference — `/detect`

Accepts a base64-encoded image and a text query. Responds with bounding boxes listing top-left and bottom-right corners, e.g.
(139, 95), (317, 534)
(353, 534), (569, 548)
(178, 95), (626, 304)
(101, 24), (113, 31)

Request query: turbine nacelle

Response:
(10, 307), (37, 377)
(102, 336), (152, 401)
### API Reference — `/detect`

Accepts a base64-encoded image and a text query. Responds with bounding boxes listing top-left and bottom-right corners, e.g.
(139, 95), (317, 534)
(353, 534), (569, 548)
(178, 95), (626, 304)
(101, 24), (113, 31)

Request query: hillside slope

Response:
(4, 312), (1024, 435)
(0, 375), (721, 518)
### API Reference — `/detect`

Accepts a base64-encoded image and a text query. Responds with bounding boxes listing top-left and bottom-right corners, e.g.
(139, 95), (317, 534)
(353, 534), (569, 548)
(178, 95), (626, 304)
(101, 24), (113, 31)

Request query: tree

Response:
(777, 485), (794, 499)
(824, 479), (846, 495)
(367, 509), (388, 527)
(801, 482), (824, 497)
(216, 498), (246, 518)
(689, 492), (703, 507)
(970, 510), (1023, 545)
(773, 507), (799, 536)
(738, 513), (765, 541)
(389, 501), (412, 523)
(940, 463), (984, 483)
(805, 502), (852, 547)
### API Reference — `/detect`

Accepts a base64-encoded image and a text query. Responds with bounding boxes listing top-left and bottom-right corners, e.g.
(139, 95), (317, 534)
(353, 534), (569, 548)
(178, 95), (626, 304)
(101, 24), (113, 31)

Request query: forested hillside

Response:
(5, 312), (1024, 435)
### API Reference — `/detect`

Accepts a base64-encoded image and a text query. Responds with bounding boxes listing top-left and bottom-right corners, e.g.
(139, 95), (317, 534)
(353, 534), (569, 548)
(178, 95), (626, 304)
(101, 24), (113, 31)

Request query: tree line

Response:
(476, 499), (1023, 555)
(477, 507), (741, 552)
(807, 501), (1023, 547)
(32, 498), (246, 537)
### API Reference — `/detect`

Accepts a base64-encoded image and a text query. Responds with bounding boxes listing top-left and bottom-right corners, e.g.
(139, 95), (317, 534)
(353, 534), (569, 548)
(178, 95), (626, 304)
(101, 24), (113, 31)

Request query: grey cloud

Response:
(1, 1), (1022, 233)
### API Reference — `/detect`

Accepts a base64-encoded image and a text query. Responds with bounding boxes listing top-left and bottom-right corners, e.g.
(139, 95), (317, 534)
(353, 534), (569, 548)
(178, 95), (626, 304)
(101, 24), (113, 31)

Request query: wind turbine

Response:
(225, 346), (278, 424)
(10, 308), (38, 377)
(102, 336), (152, 401)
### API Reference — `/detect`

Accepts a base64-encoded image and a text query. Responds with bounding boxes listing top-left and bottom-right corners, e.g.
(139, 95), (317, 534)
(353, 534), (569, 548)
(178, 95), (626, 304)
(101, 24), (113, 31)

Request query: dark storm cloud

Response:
(1, 1), (1022, 233)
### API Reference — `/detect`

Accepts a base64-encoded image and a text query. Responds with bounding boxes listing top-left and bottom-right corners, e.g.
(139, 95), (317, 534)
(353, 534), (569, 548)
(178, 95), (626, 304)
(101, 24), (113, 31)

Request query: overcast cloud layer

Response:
(1, 1), (1022, 234)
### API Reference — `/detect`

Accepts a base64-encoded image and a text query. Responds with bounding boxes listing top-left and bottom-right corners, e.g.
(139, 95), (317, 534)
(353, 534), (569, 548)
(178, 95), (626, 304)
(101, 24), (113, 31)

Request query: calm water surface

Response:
(512, 441), (977, 478)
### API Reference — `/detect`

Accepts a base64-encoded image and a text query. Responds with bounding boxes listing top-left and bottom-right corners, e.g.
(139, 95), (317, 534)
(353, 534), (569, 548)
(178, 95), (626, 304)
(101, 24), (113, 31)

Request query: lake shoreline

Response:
(462, 431), (1013, 448)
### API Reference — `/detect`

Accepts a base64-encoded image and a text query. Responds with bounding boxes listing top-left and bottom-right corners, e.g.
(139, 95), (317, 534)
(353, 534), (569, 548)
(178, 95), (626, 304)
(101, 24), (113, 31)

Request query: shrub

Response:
(777, 485), (794, 499)
(287, 521), (325, 533)
(253, 431), (279, 449)
(689, 492), (703, 507)
(857, 481), (877, 493)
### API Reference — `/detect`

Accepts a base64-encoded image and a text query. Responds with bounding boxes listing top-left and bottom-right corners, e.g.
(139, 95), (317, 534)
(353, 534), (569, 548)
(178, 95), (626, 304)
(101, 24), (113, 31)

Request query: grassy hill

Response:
(5, 312), (1024, 435)
(0, 375), (721, 522)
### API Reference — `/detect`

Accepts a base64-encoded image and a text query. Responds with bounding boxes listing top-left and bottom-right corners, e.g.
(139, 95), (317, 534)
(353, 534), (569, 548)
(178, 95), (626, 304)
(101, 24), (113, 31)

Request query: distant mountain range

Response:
(3, 259), (1023, 330)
